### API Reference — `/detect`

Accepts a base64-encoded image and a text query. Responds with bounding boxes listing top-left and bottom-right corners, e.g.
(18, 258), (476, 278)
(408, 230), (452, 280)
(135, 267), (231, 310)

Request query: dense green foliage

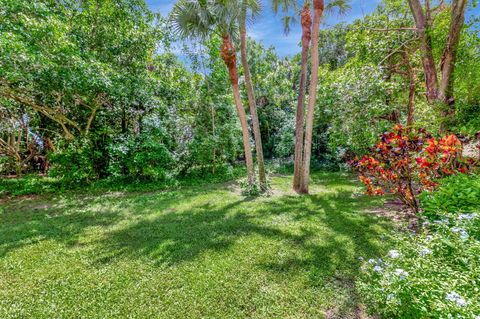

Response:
(420, 173), (480, 218)
(2, 0), (478, 183)
(1, 1), (480, 318)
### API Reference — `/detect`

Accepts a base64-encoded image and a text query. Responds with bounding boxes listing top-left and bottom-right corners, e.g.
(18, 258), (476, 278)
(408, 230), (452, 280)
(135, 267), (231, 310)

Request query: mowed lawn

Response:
(0, 172), (393, 318)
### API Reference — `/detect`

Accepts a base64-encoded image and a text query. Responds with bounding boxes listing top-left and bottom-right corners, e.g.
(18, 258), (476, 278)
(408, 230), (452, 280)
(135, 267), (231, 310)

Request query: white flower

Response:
(446, 292), (467, 307)
(368, 259), (376, 264)
(388, 250), (400, 259)
(358, 256), (364, 261)
(422, 221), (430, 227)
(457, 213), (475, 221)
(434, 218), (449, 225)
(373, 265), (383, 272)
(420, 248), (432, 256)
(386, 293), (395, 301)
(394, 268), (408, 279)
(451, 227), (469, 240)
(425, 235), (434, 241)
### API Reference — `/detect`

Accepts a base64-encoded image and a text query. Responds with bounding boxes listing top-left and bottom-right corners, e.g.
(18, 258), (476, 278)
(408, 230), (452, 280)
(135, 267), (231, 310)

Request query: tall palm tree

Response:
(293, 4), (311, 192)
(171, 0), (256, 185)
(238, 0), (268, 191)
(271, 0), (311, 192)
(297, 0), (323, 194)
(273, 0), (350, 194)
(299, 0), (350, 194)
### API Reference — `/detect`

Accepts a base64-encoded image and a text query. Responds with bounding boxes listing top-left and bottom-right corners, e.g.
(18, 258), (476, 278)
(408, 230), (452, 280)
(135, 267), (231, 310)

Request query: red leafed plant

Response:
(351, 125), (478, 213)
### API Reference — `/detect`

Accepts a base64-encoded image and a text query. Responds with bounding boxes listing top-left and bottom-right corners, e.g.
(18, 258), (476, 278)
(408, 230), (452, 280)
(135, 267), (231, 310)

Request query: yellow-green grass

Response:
(0, 172), (392, 318)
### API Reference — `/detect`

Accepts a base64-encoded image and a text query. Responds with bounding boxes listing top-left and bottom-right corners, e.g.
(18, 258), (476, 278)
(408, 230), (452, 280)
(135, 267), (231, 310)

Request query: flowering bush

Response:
(359, 211), (480, 318)
(351, 125), (478, 212)
(358, 175), (480, 318)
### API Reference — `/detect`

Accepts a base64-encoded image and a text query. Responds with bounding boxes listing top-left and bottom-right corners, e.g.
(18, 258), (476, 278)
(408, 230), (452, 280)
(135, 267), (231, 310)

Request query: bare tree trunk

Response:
(408, 0), (467, 120)
(407, 0), (438, 103)
(293, 4), (312, 192)
(299, 0), (323, 194)
(439, 0), (467, 105)
(240, 16), (267, 190)
(221, 34), (255, 185)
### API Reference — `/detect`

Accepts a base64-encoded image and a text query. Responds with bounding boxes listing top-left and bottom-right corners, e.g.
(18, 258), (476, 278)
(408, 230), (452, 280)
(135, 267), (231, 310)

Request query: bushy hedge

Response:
(359, 174), (480, 318)
(420, 174), (480, 219)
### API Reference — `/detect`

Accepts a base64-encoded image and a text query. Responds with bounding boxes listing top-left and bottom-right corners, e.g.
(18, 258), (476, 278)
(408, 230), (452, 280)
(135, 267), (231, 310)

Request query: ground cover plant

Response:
(358, 174), (480, 318)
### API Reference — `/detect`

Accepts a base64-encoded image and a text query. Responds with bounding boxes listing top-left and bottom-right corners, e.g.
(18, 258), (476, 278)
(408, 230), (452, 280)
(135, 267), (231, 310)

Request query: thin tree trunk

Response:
(221, 34), (255, 185)
(404, 51), (416, 127)
(299, 0), (323, 194)
(293, 4), (312, 192)
(240, 15), (267, 190)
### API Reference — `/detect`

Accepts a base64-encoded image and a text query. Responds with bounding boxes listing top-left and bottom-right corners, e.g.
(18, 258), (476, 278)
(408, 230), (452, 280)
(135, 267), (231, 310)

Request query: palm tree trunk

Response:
(240, 17), (267, 190)
(221, 34), (255, 185)
(299, 0), (323, 194)
(293, 4), (312, 192)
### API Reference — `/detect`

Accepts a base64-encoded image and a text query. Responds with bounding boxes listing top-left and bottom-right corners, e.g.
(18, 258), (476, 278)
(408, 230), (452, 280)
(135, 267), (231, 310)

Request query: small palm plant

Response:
(171, 0), (257, 186)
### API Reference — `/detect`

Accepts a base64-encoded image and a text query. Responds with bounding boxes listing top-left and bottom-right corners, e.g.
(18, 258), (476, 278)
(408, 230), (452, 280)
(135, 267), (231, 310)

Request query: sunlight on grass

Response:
(0, 172), (392, 318)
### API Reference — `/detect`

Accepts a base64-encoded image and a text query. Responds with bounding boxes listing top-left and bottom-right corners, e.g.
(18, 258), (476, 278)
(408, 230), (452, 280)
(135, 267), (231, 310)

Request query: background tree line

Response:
(0, 0), (478, 188)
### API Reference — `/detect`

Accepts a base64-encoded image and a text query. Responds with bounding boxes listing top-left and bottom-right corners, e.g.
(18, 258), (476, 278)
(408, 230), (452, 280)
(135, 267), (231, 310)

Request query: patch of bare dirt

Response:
(0, 193), (40, 205)
(325, 305), (379, 319)
(367, 199), (418, 231)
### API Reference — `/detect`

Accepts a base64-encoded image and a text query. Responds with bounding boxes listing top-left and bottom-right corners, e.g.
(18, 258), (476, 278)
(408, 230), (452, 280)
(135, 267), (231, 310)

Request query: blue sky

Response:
(147, 0), (480, 57)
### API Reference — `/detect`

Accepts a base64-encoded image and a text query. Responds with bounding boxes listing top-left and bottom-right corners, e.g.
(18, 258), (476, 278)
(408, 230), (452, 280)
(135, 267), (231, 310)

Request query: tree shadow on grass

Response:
(0, 173), (391, 317)
(0, 188), (206, 258)
(89, 177), (391, 277)
(1, 173), (391, 280)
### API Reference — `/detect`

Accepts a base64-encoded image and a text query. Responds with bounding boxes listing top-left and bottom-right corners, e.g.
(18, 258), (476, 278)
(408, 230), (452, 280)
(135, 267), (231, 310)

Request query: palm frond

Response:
(325, 0), (351, 16)
(271, 0), (298, 14)
(170, 0), (216, 40)
(282, 15), (297, 35)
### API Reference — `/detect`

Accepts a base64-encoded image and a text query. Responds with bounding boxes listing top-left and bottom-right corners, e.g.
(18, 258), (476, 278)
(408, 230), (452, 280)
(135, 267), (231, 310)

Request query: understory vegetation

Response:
(360, 174), (480, 318)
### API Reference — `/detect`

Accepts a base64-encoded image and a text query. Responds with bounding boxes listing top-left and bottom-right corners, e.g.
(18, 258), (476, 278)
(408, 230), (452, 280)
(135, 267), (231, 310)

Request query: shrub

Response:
(359, 174), (480, 318)
(420, 174), (480, 219)
(48, 138), (98, 184)
(108, 133), (175, 182)
(351, 125), (478, 212)
(359, 213), (480, 318)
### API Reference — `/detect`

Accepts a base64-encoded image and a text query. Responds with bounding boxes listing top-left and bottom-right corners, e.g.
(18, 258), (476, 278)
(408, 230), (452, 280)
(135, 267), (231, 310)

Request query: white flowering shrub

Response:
(359, 212), (480, 318)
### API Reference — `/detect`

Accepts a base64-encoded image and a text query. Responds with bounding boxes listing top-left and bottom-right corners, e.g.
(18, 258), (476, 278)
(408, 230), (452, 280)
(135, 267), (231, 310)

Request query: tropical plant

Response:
(352, 124), (478, 212)
(171, 0), (256, 186)
(273, 0), (350, 193)
(238, 0), (268, 190)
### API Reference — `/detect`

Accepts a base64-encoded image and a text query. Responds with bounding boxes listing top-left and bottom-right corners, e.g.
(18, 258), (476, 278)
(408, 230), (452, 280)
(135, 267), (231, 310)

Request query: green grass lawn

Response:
(0, 172), (393, 318)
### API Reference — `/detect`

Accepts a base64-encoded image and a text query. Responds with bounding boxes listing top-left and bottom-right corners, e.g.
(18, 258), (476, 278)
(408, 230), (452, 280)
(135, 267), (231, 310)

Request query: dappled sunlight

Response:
(0, 172), (394, 318)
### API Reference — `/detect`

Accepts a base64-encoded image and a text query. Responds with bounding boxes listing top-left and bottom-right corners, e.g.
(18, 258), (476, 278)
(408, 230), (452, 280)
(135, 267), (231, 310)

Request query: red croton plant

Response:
(351, 125), (478, 213)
